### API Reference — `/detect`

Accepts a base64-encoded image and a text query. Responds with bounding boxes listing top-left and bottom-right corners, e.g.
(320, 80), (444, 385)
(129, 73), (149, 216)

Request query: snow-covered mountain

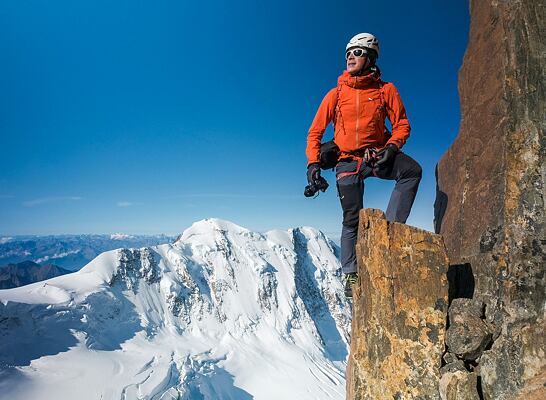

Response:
(0, 219), (351, 400)
(0, 234), (176, 271)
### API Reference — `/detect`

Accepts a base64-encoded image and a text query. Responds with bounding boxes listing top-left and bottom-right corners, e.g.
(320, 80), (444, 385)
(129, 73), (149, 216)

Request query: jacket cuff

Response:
(387, 140), (402, 150)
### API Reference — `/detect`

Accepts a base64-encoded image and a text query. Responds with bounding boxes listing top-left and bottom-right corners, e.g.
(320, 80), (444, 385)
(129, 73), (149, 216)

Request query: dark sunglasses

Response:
(345, 48), (367, 59)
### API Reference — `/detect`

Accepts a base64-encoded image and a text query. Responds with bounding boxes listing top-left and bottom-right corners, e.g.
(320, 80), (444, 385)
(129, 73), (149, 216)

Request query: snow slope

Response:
(0, 219), (351, 400)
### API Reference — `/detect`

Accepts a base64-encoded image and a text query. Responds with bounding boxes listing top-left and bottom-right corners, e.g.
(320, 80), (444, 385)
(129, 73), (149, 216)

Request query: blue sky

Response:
(0, 0), (469, 237)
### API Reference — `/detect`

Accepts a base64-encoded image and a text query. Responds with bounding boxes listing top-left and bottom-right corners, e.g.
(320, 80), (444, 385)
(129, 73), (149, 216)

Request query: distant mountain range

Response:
(0, 261), (72, 289)
(0, 234), (176, 272)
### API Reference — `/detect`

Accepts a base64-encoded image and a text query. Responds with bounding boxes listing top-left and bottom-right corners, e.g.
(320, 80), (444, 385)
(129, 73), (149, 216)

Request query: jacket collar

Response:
(338, 69), (382, 89)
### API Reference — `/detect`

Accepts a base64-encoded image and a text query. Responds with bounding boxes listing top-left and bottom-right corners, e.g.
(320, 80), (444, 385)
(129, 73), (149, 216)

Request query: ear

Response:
(361, 56), (371, 71)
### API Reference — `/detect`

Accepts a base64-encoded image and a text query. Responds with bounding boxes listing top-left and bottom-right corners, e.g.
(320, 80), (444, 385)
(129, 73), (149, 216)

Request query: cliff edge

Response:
(435, 0), (545, 398)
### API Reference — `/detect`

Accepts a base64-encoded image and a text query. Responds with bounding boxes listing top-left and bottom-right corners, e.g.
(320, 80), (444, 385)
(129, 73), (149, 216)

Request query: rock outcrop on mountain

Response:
(0, 261), (72, 289)
(435, 1), (545, 399)
(346, 209), (449, 399)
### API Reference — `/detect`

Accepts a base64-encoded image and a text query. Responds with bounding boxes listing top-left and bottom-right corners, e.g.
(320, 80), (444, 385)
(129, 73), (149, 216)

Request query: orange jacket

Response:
(306, 70), (411, 165)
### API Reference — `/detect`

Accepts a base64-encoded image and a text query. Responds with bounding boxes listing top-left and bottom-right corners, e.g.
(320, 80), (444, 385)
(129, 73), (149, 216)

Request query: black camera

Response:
(304, 176), (329, 197)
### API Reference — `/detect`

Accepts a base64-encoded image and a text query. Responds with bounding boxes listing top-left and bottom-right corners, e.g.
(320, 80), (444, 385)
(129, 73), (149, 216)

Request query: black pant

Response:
(336, 152), (422, 274)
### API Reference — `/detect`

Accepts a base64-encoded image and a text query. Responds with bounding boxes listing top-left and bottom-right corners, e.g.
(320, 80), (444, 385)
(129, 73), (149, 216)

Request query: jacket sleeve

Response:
(306, 88), (337, 165)
(383, 83), (411, 149)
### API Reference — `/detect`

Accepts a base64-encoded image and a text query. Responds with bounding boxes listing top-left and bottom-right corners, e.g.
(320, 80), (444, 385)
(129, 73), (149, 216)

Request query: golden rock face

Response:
(346, 209), (449, 400)
(435, 1), (546, 398)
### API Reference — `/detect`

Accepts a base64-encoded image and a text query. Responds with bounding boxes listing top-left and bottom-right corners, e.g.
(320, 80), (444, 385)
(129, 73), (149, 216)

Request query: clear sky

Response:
(0, 0), (469, 238)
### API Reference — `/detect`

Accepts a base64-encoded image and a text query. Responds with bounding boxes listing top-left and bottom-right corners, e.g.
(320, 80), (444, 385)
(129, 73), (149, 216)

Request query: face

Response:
(346, 48), (368, 75)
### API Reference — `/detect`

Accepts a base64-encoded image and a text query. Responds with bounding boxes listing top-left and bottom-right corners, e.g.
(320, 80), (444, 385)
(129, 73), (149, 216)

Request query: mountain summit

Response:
(0, 219), (350, 400)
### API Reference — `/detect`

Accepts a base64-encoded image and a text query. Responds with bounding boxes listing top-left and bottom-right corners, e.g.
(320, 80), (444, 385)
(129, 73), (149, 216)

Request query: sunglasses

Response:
(345, 48), (368, 59)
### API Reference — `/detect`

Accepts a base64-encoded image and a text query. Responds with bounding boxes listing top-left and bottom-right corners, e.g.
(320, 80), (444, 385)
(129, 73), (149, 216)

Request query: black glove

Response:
(307, 163), (321, 184)
(375, 144), (398, 166)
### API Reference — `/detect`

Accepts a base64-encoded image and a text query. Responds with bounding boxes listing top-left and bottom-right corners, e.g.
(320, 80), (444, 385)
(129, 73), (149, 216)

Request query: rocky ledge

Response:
(346, 209), (449, 399)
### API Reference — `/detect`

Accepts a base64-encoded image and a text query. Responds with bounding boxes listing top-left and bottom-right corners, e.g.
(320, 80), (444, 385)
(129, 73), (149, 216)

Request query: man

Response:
(306, 33), (422, 298)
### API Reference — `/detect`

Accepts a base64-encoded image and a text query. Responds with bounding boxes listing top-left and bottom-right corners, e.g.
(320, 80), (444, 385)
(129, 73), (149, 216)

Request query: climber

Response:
(305, 33), (422, 298)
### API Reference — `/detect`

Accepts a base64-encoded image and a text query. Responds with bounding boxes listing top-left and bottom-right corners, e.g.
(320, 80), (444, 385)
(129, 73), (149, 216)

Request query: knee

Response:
(413, 163), (422, 179)
(404, 160), (422, 180)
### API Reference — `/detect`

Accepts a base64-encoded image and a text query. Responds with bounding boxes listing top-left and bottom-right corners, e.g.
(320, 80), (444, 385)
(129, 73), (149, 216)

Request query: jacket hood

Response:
(337, 68), (382, 89)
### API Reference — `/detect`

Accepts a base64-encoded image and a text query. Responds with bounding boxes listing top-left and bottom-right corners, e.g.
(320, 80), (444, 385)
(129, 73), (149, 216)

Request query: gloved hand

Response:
(307, 163), (321, 184)
(375, 144), (398, 166)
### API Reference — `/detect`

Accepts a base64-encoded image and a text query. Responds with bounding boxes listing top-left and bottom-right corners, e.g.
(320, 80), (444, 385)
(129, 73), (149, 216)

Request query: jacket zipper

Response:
(355, 89), (360, 147)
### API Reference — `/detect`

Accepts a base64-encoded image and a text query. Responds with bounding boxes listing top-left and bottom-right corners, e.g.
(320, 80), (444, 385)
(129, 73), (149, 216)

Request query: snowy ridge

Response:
(111, 233), (136, 240)
(0, 218), (350, 400)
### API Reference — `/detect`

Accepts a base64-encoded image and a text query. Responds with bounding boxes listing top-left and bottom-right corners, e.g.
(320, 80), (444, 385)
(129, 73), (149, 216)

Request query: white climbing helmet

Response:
(346, 33), (380, 58)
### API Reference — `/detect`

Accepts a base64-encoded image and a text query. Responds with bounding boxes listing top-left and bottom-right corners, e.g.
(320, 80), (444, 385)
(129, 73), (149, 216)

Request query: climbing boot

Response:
(344, 272), (358, 298)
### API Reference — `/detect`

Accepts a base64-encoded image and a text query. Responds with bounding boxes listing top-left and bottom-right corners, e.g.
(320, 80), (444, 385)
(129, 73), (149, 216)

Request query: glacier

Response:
(0, 218), (351, 400)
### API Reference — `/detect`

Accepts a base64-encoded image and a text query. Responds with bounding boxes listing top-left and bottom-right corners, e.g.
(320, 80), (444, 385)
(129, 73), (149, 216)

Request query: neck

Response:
(350, 65), (376, 77)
